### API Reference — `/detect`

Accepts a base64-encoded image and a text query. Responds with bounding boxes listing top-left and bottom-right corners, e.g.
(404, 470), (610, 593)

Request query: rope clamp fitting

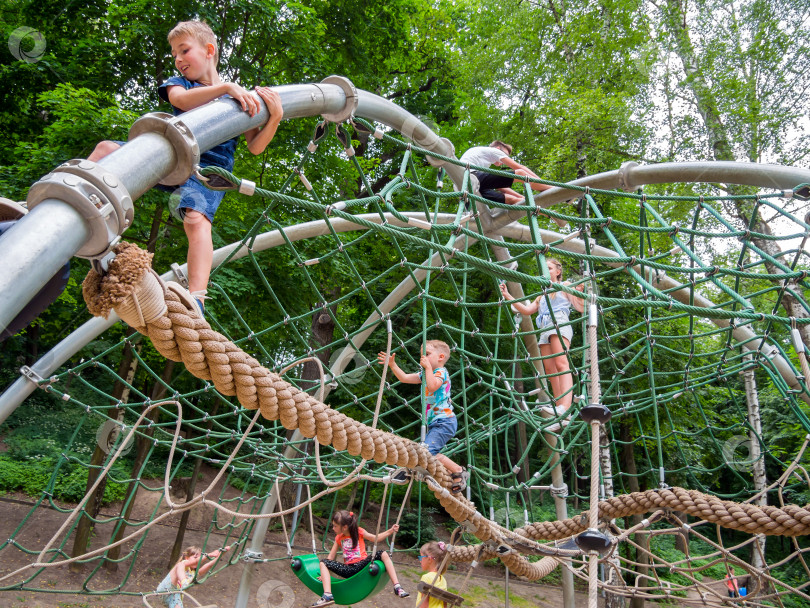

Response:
(238, 179), (256, 196)
(26, 159), (134, 261)
(19, 365), (45, 386)
(129, 112), (200, 186)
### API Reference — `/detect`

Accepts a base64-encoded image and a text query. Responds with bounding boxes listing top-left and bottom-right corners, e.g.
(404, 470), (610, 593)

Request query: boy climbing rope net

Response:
(87, 20), (283, 315)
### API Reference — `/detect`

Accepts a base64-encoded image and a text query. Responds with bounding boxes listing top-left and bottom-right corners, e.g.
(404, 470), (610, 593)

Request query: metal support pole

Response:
(548, 436), (576, 608)
(233, 431), (305, 608)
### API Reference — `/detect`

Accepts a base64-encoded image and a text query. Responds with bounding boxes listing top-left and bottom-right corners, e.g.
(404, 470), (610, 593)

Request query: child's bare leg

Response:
(540, 343), (563, 406)
(379, 552), (400, 586)
(182, 211), (213, 294)
(499, 188), (525, 205)
(549, 336), (573, 409)
(319, 562), (332, 594)
(436, 453), (462, 474)
(514, 168), (551, 192)
(88, 140), (120, 162)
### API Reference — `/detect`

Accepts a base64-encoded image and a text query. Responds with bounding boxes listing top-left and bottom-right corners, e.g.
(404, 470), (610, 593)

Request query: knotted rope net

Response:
(1, 117), (809, 606)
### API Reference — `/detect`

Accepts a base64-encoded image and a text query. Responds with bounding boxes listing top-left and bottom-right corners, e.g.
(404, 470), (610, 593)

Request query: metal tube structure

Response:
(490, 160), (810, 230)
(0, 200), (90, 335)
(0, 81), (442, 337)
(0, 212), (460, 424)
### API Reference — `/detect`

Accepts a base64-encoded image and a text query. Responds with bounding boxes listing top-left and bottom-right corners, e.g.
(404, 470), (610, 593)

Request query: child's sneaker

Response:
(394, 585), (410, 598)
(311, 594), (334, 607)
(450, 469), (470, 494)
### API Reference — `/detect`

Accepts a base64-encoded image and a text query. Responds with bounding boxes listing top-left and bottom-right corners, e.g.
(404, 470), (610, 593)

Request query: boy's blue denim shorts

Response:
(423, 416), (458, 455)
(159, 174), (225, 224)
(111, 140), (227, 223)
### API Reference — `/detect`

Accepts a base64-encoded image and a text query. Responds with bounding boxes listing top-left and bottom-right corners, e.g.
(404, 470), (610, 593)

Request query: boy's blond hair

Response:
(490, 140), (513, 155)
(426, 339), (451, 361)
(168, 20), (218, 65)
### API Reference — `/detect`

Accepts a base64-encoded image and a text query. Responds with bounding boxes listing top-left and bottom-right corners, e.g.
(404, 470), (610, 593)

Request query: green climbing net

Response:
(1, 116), (809, 606)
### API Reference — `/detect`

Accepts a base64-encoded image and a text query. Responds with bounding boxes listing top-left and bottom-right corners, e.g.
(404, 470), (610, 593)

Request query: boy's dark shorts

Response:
(472, 170), (514, 204)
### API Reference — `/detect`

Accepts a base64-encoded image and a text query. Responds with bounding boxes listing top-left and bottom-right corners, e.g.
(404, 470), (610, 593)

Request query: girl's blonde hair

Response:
(168, 20), (218, 64)
(420, 540), (449, 574)
(547, 258), (563, 280)
(177, 545), (201, 567)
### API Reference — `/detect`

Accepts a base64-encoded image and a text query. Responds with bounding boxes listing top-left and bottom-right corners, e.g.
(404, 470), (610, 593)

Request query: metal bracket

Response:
(242, 549), (263, 562)
(171, 263), (189, 288)
(0, 198), (27, 221)
(129, 112), (200, 186)
(617, 161), (639, 192)
(550, 482), (569, 499)
(320, 75), (358, 123)
(20, 365), (44, 386)
(26, 160), (134, 260)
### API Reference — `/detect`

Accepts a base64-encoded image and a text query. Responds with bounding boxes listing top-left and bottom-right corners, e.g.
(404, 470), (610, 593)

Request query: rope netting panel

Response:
(1, 116), (809, 606)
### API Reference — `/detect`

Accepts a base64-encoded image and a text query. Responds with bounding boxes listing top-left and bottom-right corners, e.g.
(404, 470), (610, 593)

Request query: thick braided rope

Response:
(516, 487), (810, 540)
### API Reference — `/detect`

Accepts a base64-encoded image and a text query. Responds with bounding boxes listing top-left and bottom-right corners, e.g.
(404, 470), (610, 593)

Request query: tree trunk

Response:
(70, 338), (139, 571)
(512, 361), (530, 502)
(103, 359), (175, 571)
(742, 353), (767, 569)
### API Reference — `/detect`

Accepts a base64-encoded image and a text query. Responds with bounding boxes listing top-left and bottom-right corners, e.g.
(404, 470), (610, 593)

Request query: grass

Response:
(461, 583), (544, 608)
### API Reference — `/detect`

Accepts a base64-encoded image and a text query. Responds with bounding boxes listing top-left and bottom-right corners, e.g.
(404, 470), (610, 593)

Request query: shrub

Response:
(396, 508), (437, 549)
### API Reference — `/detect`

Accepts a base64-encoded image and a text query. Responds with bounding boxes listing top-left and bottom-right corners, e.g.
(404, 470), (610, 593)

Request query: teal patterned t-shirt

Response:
(420, 367), (454, 425)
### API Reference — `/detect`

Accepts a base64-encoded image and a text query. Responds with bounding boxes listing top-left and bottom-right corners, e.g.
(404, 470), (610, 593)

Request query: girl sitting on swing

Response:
(311, 510), (410, 607)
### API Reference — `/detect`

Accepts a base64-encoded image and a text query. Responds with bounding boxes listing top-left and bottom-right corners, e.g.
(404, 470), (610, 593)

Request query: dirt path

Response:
(0, 492), (605, 608)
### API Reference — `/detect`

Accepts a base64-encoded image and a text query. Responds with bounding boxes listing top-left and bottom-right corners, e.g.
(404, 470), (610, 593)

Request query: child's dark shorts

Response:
(322, 550), (385, 578)
(423, 416), (458, 455)
(472, 170), (515, 204)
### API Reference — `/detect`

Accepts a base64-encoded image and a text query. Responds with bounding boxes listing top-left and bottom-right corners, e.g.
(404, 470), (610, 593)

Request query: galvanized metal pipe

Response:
(0, 200), (90, 336)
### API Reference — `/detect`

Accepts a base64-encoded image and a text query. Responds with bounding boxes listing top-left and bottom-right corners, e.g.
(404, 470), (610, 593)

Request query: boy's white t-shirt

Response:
(459, 146), (508, 169)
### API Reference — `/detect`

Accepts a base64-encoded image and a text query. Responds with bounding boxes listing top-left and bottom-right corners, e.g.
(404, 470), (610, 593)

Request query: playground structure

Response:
(0, 77), (808, 608)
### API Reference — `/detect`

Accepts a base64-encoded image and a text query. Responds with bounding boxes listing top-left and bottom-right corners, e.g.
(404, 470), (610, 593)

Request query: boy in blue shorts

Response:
(377, 339), (468, 493)
(89, 20), (283, 314)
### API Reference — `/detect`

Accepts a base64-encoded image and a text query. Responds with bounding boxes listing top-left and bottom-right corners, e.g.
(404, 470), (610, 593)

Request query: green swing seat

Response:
(291, 553), (390, 605)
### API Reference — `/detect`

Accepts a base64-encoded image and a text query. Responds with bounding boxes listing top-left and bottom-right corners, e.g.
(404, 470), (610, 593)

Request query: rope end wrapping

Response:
(82, 242), (166, 325)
